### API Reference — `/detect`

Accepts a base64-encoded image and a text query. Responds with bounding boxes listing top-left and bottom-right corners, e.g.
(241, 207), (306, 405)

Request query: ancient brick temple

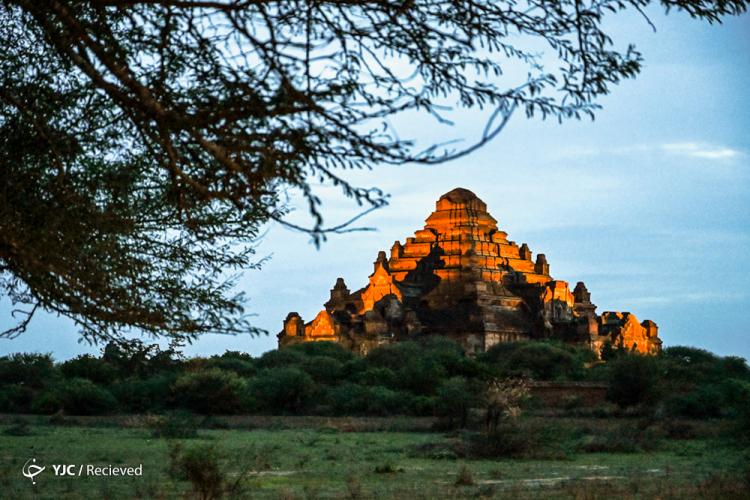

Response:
(278, 188), (661, 356)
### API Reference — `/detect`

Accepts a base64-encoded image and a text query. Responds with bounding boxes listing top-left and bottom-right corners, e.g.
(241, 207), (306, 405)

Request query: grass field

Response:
(1, 416), (748, 499)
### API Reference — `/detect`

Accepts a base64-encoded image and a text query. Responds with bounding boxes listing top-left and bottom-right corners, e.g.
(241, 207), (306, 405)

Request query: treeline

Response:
(0, 338), (748, 422)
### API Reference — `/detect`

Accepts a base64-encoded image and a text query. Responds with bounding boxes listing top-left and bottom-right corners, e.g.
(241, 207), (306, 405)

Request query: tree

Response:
(1, 0), (746, 343)
(435, 376), (476, 428)
(606, 353), (659, 408)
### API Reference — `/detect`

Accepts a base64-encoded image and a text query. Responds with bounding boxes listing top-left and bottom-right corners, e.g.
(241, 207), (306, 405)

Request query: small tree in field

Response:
(484, 377), (530, 433)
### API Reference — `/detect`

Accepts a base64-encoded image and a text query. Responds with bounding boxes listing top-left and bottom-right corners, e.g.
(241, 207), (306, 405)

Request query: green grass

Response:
(0, 417), (748, 499)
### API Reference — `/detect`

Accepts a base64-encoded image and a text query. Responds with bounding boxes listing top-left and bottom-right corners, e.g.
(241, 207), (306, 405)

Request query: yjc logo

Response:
(22, 458), (45, 485)
(52, 464), (78, 476)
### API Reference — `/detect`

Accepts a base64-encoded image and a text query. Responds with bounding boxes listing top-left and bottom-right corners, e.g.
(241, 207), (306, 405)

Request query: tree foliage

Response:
(0, 0), (746, 343)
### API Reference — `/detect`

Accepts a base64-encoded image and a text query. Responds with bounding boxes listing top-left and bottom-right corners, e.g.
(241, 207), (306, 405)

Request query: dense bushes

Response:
(0, 339), (747, 420)
(249, 367), (316, 414)
(606, 354), (660, 408)
(33, 378), (117, 415)
(0, 353), (55, 388)
(173, 369), (247, 415)
(480, 341), (595, 380)
(60, 355), (119, 385)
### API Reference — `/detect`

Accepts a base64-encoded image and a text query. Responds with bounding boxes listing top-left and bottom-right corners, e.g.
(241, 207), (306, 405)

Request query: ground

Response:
(0, 416), (747, 499)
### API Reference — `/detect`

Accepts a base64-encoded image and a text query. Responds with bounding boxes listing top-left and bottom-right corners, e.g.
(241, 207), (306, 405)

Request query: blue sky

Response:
(2, 9), (748, 361)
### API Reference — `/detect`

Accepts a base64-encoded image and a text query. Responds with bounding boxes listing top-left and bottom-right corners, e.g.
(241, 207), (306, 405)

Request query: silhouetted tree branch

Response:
(0, 0), (746, 342)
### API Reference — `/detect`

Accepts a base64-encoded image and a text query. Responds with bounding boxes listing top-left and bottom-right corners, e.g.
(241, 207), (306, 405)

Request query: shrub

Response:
(480, 341), (596, 381)
(434, 377), (475, 428)
(660, 346), (750, 386)
(61, 378), (117, 415)
(666, 384), (724, 418)
(250, 367), (316, 414)
(326, 383), (415, 415)
(326, 383), (369, 414)
(606, 354), (659, 408)
(479, 341), (527, 365)
(366, 341), (453, 394)
(365, 342), (422, 372)
(397, 358), (447, 395)
(32, 378), (117, 415)
(365, 386), (413, 416)
(173, 369), (246, 415)
(578, 422), (660, 453)
(205, 351), (256, 377)
(30, 391), (63, 415)
(0, 384), (34, 413)
(455, 464), (475, 486)
(254, 349), (306, 370)
(505, 343), (577, 380)
(170, 444), (224, 500)
(459, 425), (542, 459)
(150, 412), (199, 439)
(60, 355), (118, 385)
(111, 375), (175, 413)
(374, 463), (403, 474)
(0, 353), (56, 388)
(353, 367), (398, 388)
(2, 418), (32, 436)
(286, 341), (355, 363)
(300, 356), (344, 384)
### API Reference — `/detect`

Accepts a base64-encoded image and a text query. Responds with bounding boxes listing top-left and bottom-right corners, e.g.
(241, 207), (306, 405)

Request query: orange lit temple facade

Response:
(278, 188), (661, 356)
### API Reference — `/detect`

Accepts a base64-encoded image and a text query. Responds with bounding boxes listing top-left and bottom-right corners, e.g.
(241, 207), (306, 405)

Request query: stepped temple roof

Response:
(278, 188), (661, 356)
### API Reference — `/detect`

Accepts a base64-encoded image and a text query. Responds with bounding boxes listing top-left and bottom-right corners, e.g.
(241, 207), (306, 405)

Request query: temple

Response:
(278, 188), (661, 356)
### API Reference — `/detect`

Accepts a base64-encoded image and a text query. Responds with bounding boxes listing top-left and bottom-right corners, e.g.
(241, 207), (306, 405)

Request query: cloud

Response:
(621, 291), (746, 307)
(661, 142), (742, 160)
(556, 142), (743, 162)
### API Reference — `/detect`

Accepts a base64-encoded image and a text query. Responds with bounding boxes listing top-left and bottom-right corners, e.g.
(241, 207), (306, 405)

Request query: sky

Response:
(2, 8), (749, 362)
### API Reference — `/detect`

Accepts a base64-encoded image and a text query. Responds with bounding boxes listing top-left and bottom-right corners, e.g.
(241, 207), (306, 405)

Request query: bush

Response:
(666, 385), (724, 418)
(32, 378), (117, 415)
(60, 355), (118, 385)
(0, 353), (56, 388)
(173, 369), (246, 415)
(366, 341), (424, 371)
(455, 464), (475, 486)
(366, 340), (460, 395)
(661, 346), (750, 385)
(325, 383), (415, 415)
(254, 349), (306, 370)
(326, 383), (369, 414)
(667, 378), (750, 420)
(2, 418), (32, 436)
(61, 378), (117, 415)
(111, 375), (175, 413)
(0, 384), (34, 413)
(170, 444), (224, 499)
(505, 343), (577, 380)
(374, 463), (403, 474)
(286, 341), (355, 363)
(300, 356), (344, 384)
(578, 422), (660, 453)
(353, 367), (398, 388)
(480, 341), (595, 381)
(397, 358), (447, 395)
(458, 424), (542, 459)
(205, 351), (256, 377)
(606, 354), (659, 408)
(434, 377), (475, 428)
(150, 412), (199, 439)
(250, 367), (316, 414)
(30, 391), (64, 415)
(366, 386), (414, 415)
